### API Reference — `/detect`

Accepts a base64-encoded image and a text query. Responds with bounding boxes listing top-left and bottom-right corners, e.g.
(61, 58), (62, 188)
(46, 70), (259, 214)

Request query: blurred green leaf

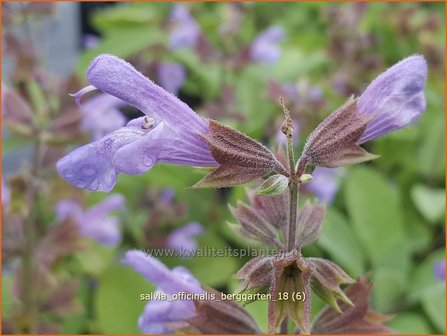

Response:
(273, 47), (327, 81)
(95, 263), (155, 334)
(345, 167), (409, 268)
(372, 268), (407, 313)
(345, 167), (411, 312)
(318, 208), (366, 277)
(2, 274), (13, 319)
(387, 312), (433, 334)
(409, 248), (445, 302)
(174, 50), (221, 99)
(234, 67), (274, 136)
(417, 111), (445, 179)
(411, 184), (445, 224)
(77, 27), (164, 75)
(92, 6), (159, 32)
(75, 241), (117, 276)
(421, 282), (446, 333)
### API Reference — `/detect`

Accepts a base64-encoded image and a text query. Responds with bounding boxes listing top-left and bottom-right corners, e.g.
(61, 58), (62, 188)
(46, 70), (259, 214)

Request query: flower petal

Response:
(166, 222), (204, 255)
(157, 62), (187, 96)
(86, 54), (207, 134)
(81, 93), (127, 140)
(79, 216), (121, 246)
(139, 296), (193, 334)
(358, 55), (427, 143)
(168, 4), (200, 50)
(54, 200), (83, 221)
(56, 122), (149, 192)
(123, 250), (204, 295)
(113, 121), (165, 175)
(85, 194), (125, 218)
(250, 25), (285, 64)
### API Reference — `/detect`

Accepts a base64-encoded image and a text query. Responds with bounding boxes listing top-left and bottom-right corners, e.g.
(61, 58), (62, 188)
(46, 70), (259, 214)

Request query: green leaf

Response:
(318, 208), (366, 277)
(417, 107), (445, 179)
(273, 47), (327, 81)
(2, 273), (13, 319)
(257, 174), (289, 196)
(409, 248), (445, 302)
(75, 241), (116, 276)
(92, 6), (159, 32)
(411, 184), (445, 224)
(345, 167), (408, 269)
(372, 268), (407, 313)
(387, 312), (433, 334)
(421, 282), (446, 333)
(234, 67), (275, 135)
(345, 167), (410, 312)
(174, 50), (221, 99)
(95, 264), (155, 334)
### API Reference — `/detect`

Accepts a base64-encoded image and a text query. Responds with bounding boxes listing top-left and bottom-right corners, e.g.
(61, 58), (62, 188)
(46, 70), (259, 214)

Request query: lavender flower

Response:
(166, 222), (204, 256)
(54, 194), (125, 246)
(157, 62), (187, 96)
(81, 93), (127, 140)
(168, 4), (200, 51)
(357, 55), (427, 143)
(123, 250), (204, 333)
(434, 259), (446, 281)
(306, 167), (344, 204)
(57, 54), (217, 192)
(301, 55), (427, 169)
(160, 188), (175, 204)
(250, 25), (285, 65)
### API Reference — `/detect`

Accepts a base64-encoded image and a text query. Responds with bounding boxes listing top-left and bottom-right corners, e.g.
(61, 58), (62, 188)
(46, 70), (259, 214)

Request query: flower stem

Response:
(286, 135), (298, 252)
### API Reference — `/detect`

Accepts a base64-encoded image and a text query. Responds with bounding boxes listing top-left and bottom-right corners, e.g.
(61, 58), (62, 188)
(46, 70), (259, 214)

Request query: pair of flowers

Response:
(57, 53), (427, 192)
(56, 53), (427, 334)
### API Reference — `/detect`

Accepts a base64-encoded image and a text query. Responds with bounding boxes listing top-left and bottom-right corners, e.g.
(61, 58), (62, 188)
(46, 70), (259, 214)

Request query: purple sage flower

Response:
(166, 221), (204, 256)
(250, 25), (285, 65)
(157, 62), (187, 96)
(57, 54), (217, 192)
(306, 167), (344, 204)
(160, 187), (175, 204)
(81, 93), (127, 140)
(357, 55), (427, 143)
(434, 259), (446, 281)
(54, 194), (125, 246)
(168, 4), (200, 51)
(123, 250), (204, 333)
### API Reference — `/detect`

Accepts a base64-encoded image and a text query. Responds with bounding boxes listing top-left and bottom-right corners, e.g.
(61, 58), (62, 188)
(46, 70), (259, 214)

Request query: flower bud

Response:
(299, 173), (313, 184)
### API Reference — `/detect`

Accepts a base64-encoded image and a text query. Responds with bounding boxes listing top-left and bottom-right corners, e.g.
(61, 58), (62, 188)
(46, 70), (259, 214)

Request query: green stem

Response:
(286, 135), (298, 252)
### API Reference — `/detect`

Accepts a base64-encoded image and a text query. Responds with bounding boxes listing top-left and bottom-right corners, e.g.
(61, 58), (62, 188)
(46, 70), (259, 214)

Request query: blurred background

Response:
(2, 2), (445, 334)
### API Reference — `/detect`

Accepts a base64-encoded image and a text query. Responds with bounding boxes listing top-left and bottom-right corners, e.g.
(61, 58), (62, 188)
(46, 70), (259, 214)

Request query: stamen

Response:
(69, 85), (97, 109)
(141, 116), (155, 130)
